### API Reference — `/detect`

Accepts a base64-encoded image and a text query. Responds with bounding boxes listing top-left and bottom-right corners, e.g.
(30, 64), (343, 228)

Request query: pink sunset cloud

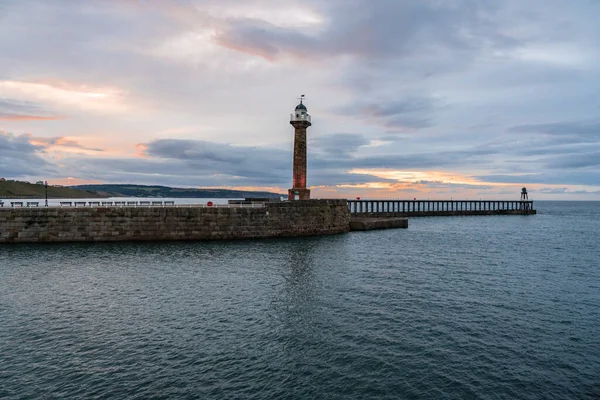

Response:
(0, 114), (65, 121)
(28, 136), (104, 152)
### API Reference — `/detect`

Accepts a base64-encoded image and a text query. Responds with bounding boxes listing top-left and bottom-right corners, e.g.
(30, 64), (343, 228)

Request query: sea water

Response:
(1, 201), (599, 399)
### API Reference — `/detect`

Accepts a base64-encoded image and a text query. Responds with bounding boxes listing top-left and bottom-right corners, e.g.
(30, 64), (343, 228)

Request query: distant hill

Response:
(0, 180), (105, 199)
(70, 184), (283, 199)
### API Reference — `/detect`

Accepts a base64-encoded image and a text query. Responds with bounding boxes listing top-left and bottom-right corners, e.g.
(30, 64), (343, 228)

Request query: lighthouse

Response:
(288, 96), (312, 200)
(288, 95), (312, 200)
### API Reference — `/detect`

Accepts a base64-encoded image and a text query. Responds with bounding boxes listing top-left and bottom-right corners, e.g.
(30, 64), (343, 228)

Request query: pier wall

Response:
(0, 200), (350, 243)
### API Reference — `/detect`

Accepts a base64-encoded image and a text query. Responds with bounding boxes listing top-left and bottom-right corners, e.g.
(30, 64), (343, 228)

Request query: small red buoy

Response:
(414, 198), (416, 200)
(207, 201), (213, 207)
(356, 197), (361, 200)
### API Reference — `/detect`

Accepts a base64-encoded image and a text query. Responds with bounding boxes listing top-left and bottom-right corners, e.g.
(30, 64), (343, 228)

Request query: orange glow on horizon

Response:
(50, 177), (104, 186)
(135, 143), (149, 158)
(349, 168), (504, 187)
(0, 114), (65, 121)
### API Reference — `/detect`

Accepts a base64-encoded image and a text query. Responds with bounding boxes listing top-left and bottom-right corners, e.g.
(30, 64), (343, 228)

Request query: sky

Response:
(1, 0), (599, 200)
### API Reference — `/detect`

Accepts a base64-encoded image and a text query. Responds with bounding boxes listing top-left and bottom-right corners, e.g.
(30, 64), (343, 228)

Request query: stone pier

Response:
(0, 200), (351, 243)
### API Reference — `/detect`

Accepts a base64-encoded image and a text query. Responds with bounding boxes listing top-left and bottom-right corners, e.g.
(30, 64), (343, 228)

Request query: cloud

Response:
(336, 97), (436, 130)
(0, 81), (132, 115)
(58, 137), (395, 187)
(0, 98), (63, 121)
(537, 187), (600, 195)
(56, 137), (501, 188)
(0, 131), (56, 177)
(343, 147), (498, 170)
(0, 0), (599, 198)
(0, 114), (63, 121)
(311, 133), (370, 157)
(508, 120), (600, 139)
(215, 1), (512, 62)
(29, 136), (104, 152)
(411, 180), (494, 190)
(544, 150), (600, 169)
(538, 187), (568, 194)
(477, 172), (600, 186)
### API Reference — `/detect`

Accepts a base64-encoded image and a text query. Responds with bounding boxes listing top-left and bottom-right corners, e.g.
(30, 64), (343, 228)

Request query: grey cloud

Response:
(544, 150), (600, 169)
(508, 121), (600, 138)
(335, 97), (436, 130)
(1, 0), (599, 195)
(0, 132), (55, 177)
(463, 126), (600, 177)
(0, 1), (203, 96)
(147, 138), (502, 183)
(538, 187), (568, 194)
(217, 1), (512, 61)
(32, 137), (104, 152)
(347, 147), (498, 170)
(0, 98), (61, 120)
(144, 139), (289, 183)
(28, 131), (600, 189)
(61, 138), (397, 188)
(309, 171), (395, 187)
(570, 190), (600, 195)
(514, 143), (600, 157)
(481, 132), (592, 157)
(311, 133), (370, 157)
(477, 172), (600, 186)
(55, 156), (370, 188)
(215, 19), (313, 60)
(537, 188), (600, 195)
(481, 121), (600, 173)
(412, 180), (494, 191)
(0, 99), (43, 114)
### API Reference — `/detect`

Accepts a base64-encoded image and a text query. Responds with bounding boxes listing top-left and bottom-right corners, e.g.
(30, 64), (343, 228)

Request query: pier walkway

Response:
(348, 200), (536, 217)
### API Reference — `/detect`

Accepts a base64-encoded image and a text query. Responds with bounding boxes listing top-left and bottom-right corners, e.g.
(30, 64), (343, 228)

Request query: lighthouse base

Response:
(288, 188), (311, 201)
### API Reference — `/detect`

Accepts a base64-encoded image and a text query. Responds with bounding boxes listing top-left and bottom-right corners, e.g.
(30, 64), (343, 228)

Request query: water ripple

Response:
(1, 201), (600, 399)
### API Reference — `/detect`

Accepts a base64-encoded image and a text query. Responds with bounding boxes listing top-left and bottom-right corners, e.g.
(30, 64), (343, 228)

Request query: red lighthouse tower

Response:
(288, 96), (312, 201)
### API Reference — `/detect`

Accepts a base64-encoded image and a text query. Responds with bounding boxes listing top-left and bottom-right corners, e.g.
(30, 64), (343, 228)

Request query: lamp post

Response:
(45, 180), (48, 207)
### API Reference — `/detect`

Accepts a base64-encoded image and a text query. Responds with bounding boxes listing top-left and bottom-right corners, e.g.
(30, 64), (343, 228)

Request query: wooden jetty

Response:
(348, 200), (536, 217)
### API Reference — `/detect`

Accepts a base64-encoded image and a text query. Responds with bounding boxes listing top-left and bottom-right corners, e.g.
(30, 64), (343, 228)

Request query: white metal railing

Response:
(0, 201), (270, 209)
(0, 202), (268, 209)
(290, 113), (311, 123)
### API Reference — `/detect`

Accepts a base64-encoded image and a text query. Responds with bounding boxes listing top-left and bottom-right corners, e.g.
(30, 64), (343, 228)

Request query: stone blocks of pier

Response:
(0, 200), (351, 243)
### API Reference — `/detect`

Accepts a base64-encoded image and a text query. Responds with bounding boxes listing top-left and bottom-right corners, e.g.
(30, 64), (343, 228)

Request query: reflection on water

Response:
(1, 202), (599, 399)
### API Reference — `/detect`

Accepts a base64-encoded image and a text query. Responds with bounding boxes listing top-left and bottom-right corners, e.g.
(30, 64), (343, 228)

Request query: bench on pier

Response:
(60, 201), (73, 207)
(27, 202), (39, 207)
(139, 201), (151, 206)
(88, 201), (101, 206)
(101, 201), (113, 206)
(0, 201), (4, 207)
(151, 201), (163, 206)
(126, 201), (138, 206)
(74, 201), (86, 207)
(163, 201), (175, 206)
(114, 201), (126, 206)
(11, 202), (24, 207)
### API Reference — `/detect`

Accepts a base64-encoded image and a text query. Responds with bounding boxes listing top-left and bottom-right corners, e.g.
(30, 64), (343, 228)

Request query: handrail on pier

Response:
(347, 199), (535, 216)
(5, 202), (267, 209)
